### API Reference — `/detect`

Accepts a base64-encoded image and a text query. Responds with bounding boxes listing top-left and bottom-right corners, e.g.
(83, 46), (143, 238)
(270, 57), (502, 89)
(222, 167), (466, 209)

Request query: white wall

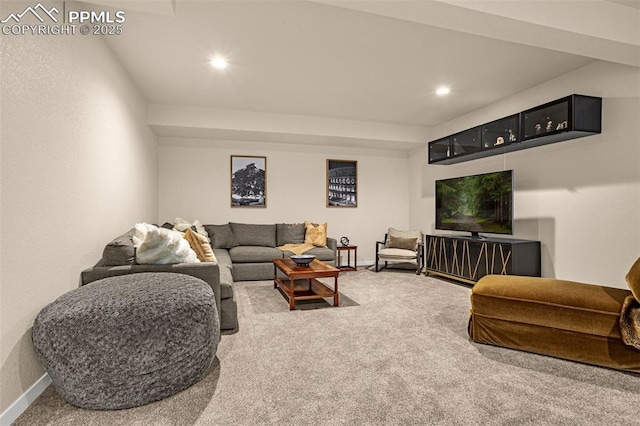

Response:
(0, 14), (158, 415)
(158, 139), (410, 263)
(410, 61), (640, 288)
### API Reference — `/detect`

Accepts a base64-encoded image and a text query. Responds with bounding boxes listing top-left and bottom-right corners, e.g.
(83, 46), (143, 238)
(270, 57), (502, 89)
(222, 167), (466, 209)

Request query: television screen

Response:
(435, 170), (513, 237)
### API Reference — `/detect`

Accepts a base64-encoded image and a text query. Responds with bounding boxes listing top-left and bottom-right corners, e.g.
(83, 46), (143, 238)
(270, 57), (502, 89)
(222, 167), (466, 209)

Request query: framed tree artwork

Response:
(230, 155), (267, 207)
(326, 159), (357, 207)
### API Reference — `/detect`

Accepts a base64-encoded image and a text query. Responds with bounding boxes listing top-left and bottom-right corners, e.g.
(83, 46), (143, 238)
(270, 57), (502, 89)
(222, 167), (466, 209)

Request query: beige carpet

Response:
(15, 269), (640, 425)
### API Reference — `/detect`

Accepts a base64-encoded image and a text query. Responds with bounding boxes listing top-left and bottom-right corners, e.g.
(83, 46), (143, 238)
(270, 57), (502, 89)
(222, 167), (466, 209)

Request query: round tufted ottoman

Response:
(32, 272), (219, 410)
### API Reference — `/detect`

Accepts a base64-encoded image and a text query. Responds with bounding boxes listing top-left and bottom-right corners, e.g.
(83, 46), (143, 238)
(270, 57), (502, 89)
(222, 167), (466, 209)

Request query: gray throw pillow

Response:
(102, 228), (136, 266)
(229, 223), (276, 247)
(276, 223), (306, 246)
(204, 224), (238, 249)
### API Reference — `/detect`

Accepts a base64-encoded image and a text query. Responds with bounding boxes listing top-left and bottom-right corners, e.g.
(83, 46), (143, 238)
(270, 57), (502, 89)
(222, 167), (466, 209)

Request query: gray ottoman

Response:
(32, 272), (219, 410)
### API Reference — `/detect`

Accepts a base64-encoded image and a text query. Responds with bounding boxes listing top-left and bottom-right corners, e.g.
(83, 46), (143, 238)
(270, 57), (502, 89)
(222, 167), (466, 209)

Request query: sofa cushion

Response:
(230, 223), (276, 247)
(102, 229), (136, 266)
(276, 223), (305, 246)
(213, 248), (233, 270)
(204, 224), (239, 249)
(184, 229), (217, 263)
(229, 246), (283, 263)
(283, 246), (334, 262)
(304, 222), (327, 247)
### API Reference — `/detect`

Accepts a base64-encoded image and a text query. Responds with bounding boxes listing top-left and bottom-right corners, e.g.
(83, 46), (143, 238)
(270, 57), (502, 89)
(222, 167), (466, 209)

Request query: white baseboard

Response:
(0, 373), (51, 426)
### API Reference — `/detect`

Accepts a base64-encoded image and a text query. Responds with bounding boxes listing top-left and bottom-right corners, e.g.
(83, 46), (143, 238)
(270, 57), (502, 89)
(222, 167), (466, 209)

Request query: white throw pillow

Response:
(133, 223), (199, 264)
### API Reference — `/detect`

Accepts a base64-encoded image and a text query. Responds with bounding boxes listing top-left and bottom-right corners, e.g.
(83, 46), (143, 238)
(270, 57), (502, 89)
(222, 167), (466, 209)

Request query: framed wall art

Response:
(326, 159), (357, 207)
(230, 155), (267, 207)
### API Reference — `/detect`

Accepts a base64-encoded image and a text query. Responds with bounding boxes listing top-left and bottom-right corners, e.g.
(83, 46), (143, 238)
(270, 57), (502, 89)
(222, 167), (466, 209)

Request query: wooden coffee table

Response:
(273, 258), (340, 310)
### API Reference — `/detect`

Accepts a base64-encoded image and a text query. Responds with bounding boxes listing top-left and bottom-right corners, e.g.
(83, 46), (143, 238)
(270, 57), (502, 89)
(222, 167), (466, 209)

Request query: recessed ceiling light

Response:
(436, 86), (450, 96)
(210, 55), (228, 70)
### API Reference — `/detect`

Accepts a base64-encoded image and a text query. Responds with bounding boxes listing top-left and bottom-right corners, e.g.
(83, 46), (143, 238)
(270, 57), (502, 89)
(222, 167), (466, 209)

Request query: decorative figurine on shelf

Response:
(340, 236), (350, 246)
(556, 120), (568, 130)
(495, 136), (504, 145)
(546, 121), (553, 132)
(535, 123), (542, 134)
(508, 129), (516, 142)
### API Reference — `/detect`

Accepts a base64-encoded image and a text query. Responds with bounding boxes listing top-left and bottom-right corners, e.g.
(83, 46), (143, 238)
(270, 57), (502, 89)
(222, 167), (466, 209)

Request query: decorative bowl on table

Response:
(290, 254), (316, 266)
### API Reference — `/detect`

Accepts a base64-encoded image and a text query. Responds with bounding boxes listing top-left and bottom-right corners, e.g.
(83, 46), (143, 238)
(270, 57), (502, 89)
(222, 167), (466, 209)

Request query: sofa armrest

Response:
(327, 237), (338, 260)
(80, 262), (222, 318)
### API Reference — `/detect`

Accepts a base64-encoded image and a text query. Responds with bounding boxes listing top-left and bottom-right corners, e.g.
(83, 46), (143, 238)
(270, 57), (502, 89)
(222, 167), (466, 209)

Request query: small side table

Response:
(337, 245), (357, 271)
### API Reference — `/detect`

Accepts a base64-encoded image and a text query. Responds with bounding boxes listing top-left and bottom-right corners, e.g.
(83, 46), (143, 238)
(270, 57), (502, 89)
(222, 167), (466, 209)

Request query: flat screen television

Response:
(435, 170), (513, 238)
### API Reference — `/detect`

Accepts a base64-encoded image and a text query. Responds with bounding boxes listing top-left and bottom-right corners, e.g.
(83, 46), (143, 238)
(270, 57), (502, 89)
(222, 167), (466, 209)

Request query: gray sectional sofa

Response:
(81, 222), (337, 332)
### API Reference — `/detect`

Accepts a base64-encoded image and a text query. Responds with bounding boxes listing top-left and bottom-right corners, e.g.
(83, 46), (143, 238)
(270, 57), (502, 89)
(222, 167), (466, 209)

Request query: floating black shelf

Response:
(428, 94), (602, 165)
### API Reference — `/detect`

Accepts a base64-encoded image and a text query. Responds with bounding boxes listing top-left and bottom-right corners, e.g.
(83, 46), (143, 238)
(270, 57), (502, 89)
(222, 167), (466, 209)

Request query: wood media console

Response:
(425, 235), (541, 284)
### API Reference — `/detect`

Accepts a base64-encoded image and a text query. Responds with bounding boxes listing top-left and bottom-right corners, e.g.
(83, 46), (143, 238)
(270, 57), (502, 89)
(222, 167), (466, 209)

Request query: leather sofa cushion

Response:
(230, 223), (276, 247)
(229, 246), (283, 263)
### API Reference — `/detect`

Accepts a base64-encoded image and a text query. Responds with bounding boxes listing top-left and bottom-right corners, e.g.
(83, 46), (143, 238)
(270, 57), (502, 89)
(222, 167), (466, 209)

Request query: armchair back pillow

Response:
(385, 228), (422, 250)
(387, 235), (419, 251)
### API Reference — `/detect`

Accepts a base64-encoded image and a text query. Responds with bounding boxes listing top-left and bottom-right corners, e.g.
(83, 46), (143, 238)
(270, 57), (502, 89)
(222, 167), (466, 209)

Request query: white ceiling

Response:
(94, 0), (640, 151)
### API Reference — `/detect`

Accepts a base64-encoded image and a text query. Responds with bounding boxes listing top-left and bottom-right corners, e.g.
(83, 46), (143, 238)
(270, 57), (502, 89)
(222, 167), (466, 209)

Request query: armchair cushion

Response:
(377, 248), (418, 261)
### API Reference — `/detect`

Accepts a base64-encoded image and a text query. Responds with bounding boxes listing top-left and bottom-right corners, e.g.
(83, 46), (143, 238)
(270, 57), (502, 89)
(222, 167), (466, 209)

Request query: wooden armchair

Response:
(375, 228), (424, 275)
